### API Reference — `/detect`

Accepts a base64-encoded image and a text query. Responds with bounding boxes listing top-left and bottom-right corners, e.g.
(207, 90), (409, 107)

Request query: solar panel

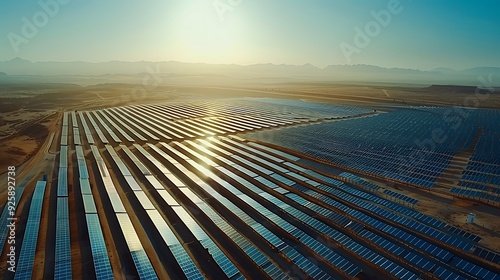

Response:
(115, 213), (158, 279)
(78, 111), (95, 144)
(86, 112), (108, 144)
(80, 178), (92, 195)
(55, 198), (72, 279)
(14, 181), (46, 280)
(0, 187), (25, 257)
(59, 146), (68, 168)
(144, 175), (165, 190)
(134, 191), (156, 210)
(96, 110), (134, 142)
(83, 194), (98, 214)
(85, 214), (114, 279)
(57, 167), (68, 197)
(108, 108), (159, 141)
(474, 247), (500, 264)
(92, 111), (122, 143)
(110, 108), (159, 140)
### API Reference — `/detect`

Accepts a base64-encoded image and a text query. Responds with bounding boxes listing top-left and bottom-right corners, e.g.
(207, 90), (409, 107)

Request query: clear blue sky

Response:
(1, 0), (499, 70)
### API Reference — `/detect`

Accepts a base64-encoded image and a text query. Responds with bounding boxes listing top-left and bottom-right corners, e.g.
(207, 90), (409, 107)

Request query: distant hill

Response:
(0, 58), (499, 86)
(0, 71), (7, 76)
(425, 85), (498, 94)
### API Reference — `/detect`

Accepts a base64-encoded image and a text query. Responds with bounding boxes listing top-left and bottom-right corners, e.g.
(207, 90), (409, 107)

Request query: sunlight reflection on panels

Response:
(179, 188), (203, 204)
(134, 191), (155, 210)
(146, 209), (180, 246)
(171, 206), (208, 241)
(165, 172), (186, 188)
(116, 213), (143, 251)
(116, 213), (158, 279)
(82, 194), (97, 214)
(144, 175), (165, 190)
(157, 190), (180, 206)
(124, 175), (142, 191)
(108, 192), (126, 213)
(79, 178), (92, 195)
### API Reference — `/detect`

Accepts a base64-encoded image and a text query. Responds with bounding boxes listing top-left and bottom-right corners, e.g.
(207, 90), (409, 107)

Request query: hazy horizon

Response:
(2, 56), (500, 72)
(2, 0), (500, 70)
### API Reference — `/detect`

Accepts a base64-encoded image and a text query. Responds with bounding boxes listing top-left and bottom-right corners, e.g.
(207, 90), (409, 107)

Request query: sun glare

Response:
(169, 1), (248, 63)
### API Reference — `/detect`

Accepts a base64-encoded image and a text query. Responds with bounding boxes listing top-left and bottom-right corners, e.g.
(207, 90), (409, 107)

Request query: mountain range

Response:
(1, 57), (499, 86)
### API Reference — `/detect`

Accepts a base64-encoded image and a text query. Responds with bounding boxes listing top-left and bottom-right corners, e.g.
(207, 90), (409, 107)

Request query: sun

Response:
(167, 1), (248, 63)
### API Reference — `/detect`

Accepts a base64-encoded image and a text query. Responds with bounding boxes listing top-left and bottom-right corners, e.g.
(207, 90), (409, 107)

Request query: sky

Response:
(1, 0), (499, 70)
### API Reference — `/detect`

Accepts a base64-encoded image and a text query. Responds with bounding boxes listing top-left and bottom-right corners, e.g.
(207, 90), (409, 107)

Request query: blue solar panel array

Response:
(172, 141), (363, 279)
(148, 143), (288, 278)
(41, 100), (499, 279)
(245, 108), (493, 189)
(339, 172), (382, 191)
(235, 98), (373, 119)
(205, 137), (500, 279)
(85, 214), (114, 279)
(78, 111), (95, 144)
(54, 197), (72, 279)
(473, 247), (500, 265)
(146, 210), (204, 280)
(451, 188), (500, 203)
(60, 112), (68, 146)
(14, 181), (46, 280)
(383, 189), (419, 204)
(115, 213), (158, 280)
(97, 145), (159, 279)
(0, 186), (25, 257)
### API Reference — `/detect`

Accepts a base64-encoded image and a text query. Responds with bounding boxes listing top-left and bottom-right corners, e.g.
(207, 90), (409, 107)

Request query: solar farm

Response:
(1, 98), (499, 279)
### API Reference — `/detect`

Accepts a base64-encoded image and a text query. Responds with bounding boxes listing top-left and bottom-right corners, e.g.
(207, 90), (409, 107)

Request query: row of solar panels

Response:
(75, 103), (310, 146)
(382, 190), (419, 205)
(233, 137), (485, 248)
(62, 131), (499, 279)
(206, 137), (496, 278)
(338, 172), (382, 191)
(147, 140), (352, 279)
(133, 143), (284, 279)
(458, 180), (500, 194)
(85, 111), (107, 144)
(183, 137), (500, 278)
(91, 145), (157, 279)
(52, 145), (72, 280)
(78, 111), (95, 144)
(60, 112), (68, 146)
(450, 188), (500, 203)
(13, 181), (46, 280)
(68, 114), (114, 279)
(167, 137), (449, 278)
(0, 184), (25, 261)
(461, 170), (500, 185)
(245, 108), (484, 189)
(55, 114), (77, 279)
